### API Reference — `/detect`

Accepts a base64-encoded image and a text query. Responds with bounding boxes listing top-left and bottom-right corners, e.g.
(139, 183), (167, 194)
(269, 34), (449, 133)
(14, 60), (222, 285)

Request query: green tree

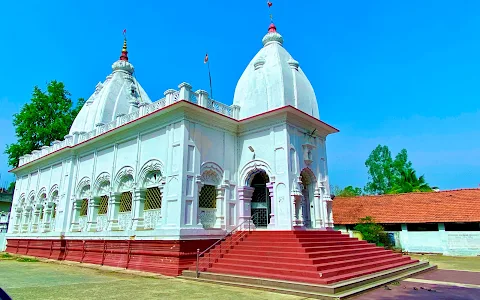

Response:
(332, 185), (363, 197)
(364, 145), (394, 195)
(4, 81), (84, 168)
(354, 216), (391, 248)
(364, 145), (432, 195)
(7, 182), (15, 193)
(387, 168), (433, 194)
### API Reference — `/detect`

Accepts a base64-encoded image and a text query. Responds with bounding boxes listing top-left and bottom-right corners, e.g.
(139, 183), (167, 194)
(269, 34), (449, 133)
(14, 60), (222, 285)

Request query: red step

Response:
(189, 230), (418, 285)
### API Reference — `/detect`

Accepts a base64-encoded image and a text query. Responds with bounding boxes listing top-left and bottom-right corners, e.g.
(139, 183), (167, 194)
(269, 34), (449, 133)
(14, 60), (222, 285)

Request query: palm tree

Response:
(387, 168), (433, 194)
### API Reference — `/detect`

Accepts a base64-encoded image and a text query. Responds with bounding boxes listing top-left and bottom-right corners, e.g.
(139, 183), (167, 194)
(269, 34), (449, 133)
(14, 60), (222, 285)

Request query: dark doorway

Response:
(250, 171), (270, 228)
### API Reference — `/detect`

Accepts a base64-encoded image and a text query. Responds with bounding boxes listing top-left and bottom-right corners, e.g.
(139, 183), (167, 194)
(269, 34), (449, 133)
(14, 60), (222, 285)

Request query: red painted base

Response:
(6, 238), (216, 276)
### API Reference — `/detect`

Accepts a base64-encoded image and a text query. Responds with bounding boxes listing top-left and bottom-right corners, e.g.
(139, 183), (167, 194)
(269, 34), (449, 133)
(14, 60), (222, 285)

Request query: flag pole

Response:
(205, 53), (213, 99)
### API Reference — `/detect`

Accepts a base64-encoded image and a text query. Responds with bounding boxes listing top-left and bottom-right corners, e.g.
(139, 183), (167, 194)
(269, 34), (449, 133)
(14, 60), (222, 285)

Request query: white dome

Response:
(69, 39), (152, 134)
(233, 24), (319, 119)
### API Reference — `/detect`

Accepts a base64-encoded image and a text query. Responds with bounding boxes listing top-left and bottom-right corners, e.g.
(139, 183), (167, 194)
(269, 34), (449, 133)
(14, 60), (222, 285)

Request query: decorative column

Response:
(291, 178), (304, 228)
(164, 89), (177, 105)
(325, 196), (334, 228)
(231, 105), (241, 119)
(21, 207), (32, 233)
(131, 189), (147, 231)
(70, 199), (83, 232)
(266, 181), (276, 228)
(41, 203), (54, 233)
(107, 192), (122, 231)
(178, 82), (192, 101)
(214, 184), (227, 228)
(86, 197), (101, 232)
(313, 186), (323, 228)
(13, 207), (22, 233)
(237, 186), (255, 229)
(195, 90), (209, 108)
(195, 177), (204, 226)
(31, 204), (42, 232)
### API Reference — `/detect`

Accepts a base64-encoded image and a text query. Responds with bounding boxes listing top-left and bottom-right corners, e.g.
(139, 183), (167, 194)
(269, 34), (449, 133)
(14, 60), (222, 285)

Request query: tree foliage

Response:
(4, 81), (84, 168)
(354, 216), (391, 247)
(364, 145), (432, 195)
(332, 185), (363, 197)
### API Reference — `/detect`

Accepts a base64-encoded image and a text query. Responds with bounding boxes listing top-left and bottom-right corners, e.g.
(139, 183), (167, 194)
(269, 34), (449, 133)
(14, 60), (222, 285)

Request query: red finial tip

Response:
(268, 23), (277, 33)
(120, 38), (128, 61)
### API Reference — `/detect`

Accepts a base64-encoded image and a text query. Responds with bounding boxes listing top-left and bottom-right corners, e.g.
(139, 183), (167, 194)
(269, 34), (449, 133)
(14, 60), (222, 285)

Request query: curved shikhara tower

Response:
(69, 38), (152, 134)
(233, 23), (320, 119)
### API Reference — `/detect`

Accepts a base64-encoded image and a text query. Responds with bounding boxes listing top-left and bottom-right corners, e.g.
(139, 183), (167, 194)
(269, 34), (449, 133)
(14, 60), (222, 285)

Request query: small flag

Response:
(204, 53), (209, 64)
(123, 29), (127, 36)
(267, 1), (272, 7)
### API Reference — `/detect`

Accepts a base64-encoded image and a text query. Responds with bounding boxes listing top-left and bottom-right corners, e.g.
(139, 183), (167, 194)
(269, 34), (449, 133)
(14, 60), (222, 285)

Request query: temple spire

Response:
(120, 29), (128, 61)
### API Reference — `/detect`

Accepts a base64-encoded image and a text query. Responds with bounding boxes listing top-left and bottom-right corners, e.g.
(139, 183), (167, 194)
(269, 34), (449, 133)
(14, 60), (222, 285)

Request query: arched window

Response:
(80, 199), (88, 216)
(119, 192), (132, 212)
(144, 187), (162, 210)
(199, 185), (217, 209)
(98, 195), (109, 215)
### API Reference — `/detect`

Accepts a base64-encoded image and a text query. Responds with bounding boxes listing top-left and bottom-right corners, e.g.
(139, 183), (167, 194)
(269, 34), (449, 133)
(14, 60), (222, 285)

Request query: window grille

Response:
(80, 199), (88, 216)
(52, 204), (56, 219)
(98, 195), (109, 215)
(144, 187), (162, 210)
(199, 185), (217, 208)
(119, 192), (132, 212)
(39, 208), (44, 220)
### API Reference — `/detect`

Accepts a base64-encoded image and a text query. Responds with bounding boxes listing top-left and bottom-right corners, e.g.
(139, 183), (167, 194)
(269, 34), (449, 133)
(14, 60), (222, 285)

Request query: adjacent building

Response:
(333, 189), (480, 256)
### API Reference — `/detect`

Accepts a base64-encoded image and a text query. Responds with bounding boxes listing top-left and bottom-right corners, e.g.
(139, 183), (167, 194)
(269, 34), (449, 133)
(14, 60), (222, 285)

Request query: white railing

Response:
(118, 212), (133, 231)
(96, 215), (108, 232)
(144, 209), (161, 229)
(78, 216), (88, 232)
(18, 82), (239, 167)
(198, 208), (216, 229)
(207, 99), (233, 117)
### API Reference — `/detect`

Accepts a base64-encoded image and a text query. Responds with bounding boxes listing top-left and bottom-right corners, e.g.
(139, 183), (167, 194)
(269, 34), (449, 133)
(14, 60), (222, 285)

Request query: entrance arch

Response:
(300, 168), (316, 228)
(249, 170), (270, 228)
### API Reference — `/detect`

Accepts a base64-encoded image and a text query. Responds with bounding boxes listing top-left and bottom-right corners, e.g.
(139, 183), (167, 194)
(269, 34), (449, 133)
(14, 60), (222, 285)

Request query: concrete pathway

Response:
(354, 268), (480, 299)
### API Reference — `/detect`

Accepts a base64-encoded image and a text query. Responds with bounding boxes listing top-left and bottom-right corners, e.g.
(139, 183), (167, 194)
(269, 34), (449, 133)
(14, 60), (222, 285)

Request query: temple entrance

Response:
(250, 171), (271, 228)
(300, 168), (316, 228)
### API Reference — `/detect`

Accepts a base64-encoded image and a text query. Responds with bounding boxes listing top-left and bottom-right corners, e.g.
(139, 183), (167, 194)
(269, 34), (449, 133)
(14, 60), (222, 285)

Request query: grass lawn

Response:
(409, 253), (480, 272)
(0, 255), (302, 300)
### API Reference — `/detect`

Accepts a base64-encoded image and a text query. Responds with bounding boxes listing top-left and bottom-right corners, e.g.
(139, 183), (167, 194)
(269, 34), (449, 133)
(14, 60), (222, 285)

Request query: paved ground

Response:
(1, 253), (479, 299)
(353, 254), (480, 300)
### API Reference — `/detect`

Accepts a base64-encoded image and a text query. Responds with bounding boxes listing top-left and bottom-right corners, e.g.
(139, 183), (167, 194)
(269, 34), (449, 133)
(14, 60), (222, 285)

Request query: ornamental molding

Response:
(48, 184), (59, 201)
(36, 187), (47, 201)
(200, 162), (224, 186)
(114, 166), (135, 192)
(138, 159), (165, 188)
(93, 172), (111, 196)
(76, 177), (91, 199)
(240, 159), (274, 186)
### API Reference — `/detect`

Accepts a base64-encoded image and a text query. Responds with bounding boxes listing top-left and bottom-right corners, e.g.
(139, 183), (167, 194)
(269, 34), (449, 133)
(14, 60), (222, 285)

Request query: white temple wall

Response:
(237, 123), (293, 229)
(182, 119), (237, 230)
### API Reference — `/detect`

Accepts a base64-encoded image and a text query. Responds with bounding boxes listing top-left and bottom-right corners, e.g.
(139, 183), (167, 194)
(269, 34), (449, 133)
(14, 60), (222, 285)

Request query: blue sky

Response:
(0, 0), (479, 190)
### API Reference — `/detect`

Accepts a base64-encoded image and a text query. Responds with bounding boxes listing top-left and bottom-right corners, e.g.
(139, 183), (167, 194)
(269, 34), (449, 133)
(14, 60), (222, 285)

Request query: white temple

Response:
(7, 23), (338, 241)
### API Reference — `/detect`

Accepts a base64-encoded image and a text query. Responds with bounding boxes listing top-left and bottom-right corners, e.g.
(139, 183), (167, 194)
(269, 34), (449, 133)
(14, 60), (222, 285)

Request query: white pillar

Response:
(178, 82), (192, 101)
(237, 186), (255, 229)
(132, 189), (146, 231)
(195, 90), (209, 108)
(107, 192), (122, 231)
(86, 197), (100, 232)
(70, 199), (83, 232)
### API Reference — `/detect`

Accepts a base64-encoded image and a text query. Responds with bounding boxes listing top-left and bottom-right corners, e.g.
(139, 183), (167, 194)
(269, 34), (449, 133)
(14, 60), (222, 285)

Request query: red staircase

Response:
(190, 230), (418, 285)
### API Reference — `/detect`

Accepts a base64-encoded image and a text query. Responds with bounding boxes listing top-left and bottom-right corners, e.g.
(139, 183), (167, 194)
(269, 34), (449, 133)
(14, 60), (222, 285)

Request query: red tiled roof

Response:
(332, 188), (480, 224)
